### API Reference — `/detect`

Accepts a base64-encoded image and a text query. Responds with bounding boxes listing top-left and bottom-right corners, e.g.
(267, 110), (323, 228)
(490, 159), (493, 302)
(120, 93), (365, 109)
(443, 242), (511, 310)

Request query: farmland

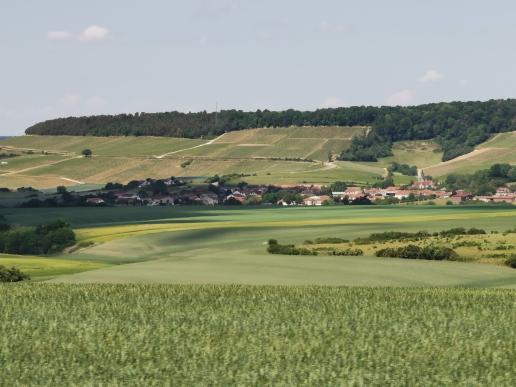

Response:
(1, 205), (516, 385)
(0, 284), (515, 385)
(1, 206), (515, 286)
(0, 126), (383, 188)
(1, 128), (515, 189)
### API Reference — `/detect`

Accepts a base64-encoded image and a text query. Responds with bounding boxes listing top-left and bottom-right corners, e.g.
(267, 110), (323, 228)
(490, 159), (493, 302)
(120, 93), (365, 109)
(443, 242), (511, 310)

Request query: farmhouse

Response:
(200, 193), (219, 205)
(303, 195), (330, 206)
(450, 190), (473, 204)
(475, 187), (515, 204)
(411, 180), (435, 190)
(86, 197), (105, 205)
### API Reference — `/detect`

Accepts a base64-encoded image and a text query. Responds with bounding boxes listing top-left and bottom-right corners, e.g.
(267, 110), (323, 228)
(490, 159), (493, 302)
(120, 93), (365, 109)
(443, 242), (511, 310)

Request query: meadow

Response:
(0, 284), (514, 386)
(2, 206), (515, 286)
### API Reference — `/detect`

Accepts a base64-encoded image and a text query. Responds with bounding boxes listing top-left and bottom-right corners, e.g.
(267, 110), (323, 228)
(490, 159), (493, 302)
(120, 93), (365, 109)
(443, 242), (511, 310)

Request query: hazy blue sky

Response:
(2, 0), (516, 135)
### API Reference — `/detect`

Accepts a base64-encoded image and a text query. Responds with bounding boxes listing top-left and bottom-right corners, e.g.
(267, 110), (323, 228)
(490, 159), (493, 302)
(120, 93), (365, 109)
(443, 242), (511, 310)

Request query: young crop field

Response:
(2, 206), (515, 286)
(0, 284), (514, 385)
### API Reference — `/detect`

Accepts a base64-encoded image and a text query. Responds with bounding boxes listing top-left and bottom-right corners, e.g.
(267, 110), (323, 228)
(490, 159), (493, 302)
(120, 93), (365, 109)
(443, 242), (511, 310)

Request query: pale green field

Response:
(0, 254), (108, 280)
(0, 135), (206, 156)
(3, 206), (514, 287)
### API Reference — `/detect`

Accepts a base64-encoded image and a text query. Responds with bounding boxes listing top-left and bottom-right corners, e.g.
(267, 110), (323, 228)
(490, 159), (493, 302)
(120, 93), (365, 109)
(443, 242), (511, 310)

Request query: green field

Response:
(1, 206), (516, 385)
(2, 206), (515, 286)
(0, 284), (514, 385)
(0, 254), (107, 280)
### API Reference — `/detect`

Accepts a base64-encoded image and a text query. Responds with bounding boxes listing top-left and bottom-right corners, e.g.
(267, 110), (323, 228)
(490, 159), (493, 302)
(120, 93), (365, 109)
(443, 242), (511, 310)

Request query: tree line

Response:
(25, 99), (516, 161)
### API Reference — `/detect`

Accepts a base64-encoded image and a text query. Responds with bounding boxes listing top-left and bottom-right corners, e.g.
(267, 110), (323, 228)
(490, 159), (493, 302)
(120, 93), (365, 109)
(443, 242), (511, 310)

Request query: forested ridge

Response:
(25, 99), (516, 161)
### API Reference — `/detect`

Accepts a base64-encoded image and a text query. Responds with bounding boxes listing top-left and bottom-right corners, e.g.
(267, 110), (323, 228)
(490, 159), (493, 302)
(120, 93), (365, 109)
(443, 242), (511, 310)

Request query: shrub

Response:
(505, 255), (516, 269)
(355, 231), (430, 244)
(313, 237), (349, 244)
(0, 266), (30, 282)
(376, 245), (458, 261)
(267, 240), (317, 256)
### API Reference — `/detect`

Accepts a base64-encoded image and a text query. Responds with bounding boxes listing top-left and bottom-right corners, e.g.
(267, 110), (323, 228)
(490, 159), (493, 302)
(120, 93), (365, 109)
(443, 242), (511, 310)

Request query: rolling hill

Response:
(1, 127), (515, 189)
(0, 126), (383, 189)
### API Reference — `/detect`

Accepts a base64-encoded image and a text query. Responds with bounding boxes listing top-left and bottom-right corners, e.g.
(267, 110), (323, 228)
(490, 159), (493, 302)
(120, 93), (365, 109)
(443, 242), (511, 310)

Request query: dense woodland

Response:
(26, 99), (516, 161)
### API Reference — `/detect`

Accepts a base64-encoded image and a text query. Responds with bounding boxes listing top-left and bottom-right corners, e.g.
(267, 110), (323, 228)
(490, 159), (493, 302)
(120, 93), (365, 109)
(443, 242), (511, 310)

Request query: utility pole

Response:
(215, 102), (219, 128)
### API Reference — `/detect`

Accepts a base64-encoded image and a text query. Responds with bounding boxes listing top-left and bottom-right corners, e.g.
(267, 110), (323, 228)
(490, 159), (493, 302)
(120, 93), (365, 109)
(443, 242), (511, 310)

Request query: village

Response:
(73, 172), (516, 207)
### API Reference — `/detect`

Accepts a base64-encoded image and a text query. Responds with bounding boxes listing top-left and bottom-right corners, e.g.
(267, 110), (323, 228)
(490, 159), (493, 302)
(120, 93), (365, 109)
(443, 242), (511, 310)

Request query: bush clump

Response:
(267, 240), (317, 256)
(439, 227), (486, 237)
(304, 237), (350, 244)
(375, 244), (458, 261)
(322, 248), (363, 256)
(355, 231), (431, 244)
(505, 255), (516, 269)
(0, 266), (30, 282)
(0, 220), (76, 255)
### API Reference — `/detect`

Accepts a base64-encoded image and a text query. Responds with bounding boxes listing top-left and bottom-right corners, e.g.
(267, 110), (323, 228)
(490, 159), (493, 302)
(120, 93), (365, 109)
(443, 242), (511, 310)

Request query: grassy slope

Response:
(3, 206), (515, 287)
(0, 254), (108, 280)
(2, 129), (514, 188)
(0, 127), (378, 188)
(375, 139), (443, 168)
(425, 131), (516, 177)
(1, 285), (514, 385)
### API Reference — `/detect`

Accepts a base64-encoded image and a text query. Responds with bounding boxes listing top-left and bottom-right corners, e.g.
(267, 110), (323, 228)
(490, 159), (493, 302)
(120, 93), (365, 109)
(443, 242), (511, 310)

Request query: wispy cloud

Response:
(419, 69), (444, 83)
(387, 89), (416, 106)
(79, 25), (110, 42)
(321, 96), (345, 108)
(46, 25), (110, 43)
(47, 31), (73, 40)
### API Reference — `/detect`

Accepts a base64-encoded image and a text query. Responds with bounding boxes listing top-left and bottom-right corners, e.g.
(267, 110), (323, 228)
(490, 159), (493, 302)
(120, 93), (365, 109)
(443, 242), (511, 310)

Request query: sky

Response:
(1, 0), (516, 135)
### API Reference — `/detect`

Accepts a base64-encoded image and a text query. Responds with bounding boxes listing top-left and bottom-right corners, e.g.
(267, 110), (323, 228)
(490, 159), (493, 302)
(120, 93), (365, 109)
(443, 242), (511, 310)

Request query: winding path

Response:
(154, 133), (227, 159)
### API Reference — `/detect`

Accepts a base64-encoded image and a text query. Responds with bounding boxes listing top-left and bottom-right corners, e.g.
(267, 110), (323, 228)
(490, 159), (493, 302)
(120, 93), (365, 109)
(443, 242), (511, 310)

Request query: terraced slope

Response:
(0, 126), (375, 188)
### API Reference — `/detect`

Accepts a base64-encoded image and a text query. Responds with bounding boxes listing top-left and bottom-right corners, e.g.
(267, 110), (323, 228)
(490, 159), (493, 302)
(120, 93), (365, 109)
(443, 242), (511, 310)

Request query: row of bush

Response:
(314, 248), (364, 256)
(304, 237), (350, 245)
(354, 231), (432, 244)
(375, 245), (459, 261)
(267, 240), (317, 256)
(354, 228), (488, 244)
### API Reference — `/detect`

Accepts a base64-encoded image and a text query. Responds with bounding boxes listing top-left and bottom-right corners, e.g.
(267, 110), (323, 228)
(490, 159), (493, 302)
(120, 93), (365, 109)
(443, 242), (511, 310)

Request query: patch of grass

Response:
(0, 254), (108, 279)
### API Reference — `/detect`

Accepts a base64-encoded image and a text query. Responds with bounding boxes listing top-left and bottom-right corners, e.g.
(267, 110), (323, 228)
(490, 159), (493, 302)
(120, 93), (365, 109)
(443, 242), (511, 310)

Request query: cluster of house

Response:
(473, 187), (516, 204)
(82, 176), (515, 207)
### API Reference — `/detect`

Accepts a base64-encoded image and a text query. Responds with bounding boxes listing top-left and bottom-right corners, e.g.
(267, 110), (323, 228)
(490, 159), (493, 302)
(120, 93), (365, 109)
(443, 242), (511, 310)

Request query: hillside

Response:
(0, 126), (384, 189)
(424, 131), (516, 177)
(25, 99), (516, 163)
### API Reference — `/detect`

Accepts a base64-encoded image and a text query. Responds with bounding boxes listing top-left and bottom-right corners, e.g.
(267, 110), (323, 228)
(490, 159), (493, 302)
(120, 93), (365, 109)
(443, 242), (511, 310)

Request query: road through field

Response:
(154, 133), (226, 158)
